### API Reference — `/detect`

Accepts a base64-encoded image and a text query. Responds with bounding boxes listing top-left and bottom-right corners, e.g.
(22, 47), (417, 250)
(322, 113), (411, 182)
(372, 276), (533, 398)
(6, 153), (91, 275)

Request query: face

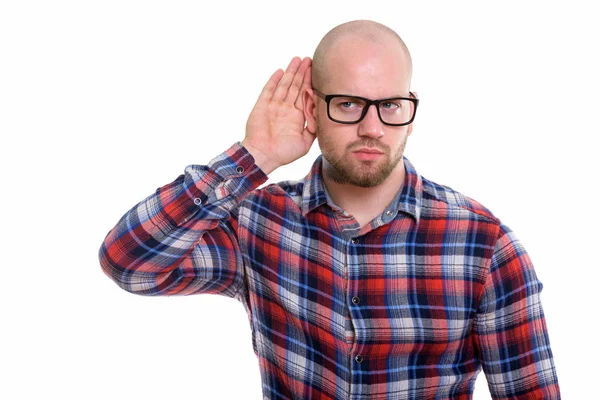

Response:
(316, 117), (408, 187)
(306, 35), (414, 188)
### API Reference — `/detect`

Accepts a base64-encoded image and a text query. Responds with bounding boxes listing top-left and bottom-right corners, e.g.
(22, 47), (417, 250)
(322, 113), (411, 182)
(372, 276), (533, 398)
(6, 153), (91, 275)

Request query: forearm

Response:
(98, 143), (268, 296)
(475, 223), (560, 399)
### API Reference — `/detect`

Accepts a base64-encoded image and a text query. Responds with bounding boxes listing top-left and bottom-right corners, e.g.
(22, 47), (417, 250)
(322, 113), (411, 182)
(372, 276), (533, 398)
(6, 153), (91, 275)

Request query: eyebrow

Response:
(313, 88), (415, 100)
(330, 93), (412, 99)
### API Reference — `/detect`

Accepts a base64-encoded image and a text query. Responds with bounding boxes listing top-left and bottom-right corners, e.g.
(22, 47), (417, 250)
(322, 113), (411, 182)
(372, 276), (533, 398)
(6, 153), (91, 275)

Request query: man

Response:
(99, 20), (560, 399)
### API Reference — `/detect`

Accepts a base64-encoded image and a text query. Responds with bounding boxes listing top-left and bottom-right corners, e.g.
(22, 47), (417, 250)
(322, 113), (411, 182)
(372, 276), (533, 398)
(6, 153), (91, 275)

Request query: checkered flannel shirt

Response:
(99, 143), (560, 399)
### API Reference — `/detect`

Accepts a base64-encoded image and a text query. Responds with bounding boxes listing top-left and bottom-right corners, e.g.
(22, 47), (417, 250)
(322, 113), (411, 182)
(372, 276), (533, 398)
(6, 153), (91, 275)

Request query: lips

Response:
(352, 148), (384, 161)
(352, 147), (384, 155)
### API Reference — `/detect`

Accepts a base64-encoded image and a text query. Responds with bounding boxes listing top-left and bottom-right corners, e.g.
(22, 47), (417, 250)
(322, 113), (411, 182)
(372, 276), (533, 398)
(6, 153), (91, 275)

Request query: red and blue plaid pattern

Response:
(99, 143), (560, 399)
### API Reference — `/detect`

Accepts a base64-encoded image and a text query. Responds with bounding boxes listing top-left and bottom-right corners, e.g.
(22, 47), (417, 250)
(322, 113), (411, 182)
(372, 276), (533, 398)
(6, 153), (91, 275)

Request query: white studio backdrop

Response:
(1, 1), (598, 398)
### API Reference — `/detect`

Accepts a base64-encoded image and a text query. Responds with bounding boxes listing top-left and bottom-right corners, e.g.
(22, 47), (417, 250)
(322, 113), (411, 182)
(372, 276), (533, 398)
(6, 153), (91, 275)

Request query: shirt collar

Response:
(301, 155), (422, 223)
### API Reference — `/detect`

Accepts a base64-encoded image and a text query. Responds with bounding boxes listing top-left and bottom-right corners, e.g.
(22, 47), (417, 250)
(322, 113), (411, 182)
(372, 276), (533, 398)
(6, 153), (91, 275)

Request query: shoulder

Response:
(242, 179), (305, 210)
(420, 174), (501, 225)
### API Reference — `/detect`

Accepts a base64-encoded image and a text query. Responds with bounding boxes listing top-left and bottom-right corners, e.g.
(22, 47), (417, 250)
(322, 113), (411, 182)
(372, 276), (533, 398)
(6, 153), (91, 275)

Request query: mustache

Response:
(347, 139), (389, 152)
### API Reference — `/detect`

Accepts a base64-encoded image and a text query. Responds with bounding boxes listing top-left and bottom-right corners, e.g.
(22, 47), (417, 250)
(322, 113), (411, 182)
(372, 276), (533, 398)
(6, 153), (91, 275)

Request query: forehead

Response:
(323, 35), (411, 97)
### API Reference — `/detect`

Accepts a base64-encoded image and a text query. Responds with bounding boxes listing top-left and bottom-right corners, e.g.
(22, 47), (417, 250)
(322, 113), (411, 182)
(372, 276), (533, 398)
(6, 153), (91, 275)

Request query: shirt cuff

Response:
(183, 143), (269, 209)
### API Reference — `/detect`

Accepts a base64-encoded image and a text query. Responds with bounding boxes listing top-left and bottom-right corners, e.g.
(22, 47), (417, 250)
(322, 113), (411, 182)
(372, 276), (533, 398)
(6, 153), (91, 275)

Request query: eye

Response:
(332, 97), (364, 109)
(381, 101), (401, 110)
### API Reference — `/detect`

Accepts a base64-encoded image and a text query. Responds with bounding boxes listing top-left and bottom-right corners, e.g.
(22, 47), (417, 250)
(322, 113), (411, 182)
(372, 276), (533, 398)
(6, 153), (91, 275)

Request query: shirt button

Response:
(351, 296), (360, 305)
(385, 209), (394, 216)
(236, 166), (245, 173)
(351, 238), (359, 245)
(193, 198), (202, 206)
(355, 355), (363, 363)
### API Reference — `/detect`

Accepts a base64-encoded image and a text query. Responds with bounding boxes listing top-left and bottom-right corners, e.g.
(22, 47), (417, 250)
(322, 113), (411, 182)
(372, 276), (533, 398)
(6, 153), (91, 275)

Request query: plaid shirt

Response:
(99, 143), (560, 399)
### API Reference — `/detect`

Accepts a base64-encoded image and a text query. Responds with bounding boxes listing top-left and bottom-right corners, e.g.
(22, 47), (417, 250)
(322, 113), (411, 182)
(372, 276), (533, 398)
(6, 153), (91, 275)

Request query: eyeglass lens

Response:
(329, 96), (415, 124)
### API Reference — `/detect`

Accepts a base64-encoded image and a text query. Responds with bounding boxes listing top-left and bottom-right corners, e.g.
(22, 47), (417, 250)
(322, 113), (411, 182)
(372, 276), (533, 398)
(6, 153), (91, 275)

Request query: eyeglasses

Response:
(313, 88), (419, 126)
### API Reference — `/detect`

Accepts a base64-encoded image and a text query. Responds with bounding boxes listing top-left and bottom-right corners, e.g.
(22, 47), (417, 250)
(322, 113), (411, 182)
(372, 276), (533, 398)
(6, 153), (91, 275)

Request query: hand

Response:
(243, 56), (315, 175)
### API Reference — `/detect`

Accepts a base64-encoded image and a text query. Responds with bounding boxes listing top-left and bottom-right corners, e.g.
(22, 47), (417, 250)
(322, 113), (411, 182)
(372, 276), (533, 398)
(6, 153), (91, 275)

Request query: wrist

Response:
(240, 140), (280, 175)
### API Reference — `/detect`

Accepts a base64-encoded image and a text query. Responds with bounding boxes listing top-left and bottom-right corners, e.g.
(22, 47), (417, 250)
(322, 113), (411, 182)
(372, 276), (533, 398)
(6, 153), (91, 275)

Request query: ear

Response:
(407, 91), (418, 137)
(303, 88), (317, 134)
(407, 121), (415, 137)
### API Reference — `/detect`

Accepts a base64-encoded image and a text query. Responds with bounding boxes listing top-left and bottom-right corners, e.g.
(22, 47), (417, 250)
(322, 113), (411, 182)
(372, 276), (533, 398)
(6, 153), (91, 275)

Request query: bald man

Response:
(100, 20), (560, 399)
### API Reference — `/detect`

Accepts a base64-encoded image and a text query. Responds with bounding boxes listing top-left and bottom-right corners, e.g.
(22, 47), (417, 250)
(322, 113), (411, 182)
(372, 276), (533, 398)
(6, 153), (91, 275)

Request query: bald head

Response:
(312, 20), (412, 91)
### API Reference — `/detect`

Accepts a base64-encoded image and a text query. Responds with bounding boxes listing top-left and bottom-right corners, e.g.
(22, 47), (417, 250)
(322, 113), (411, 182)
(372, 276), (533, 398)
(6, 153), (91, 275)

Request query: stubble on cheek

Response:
(316, 118), (407, 187)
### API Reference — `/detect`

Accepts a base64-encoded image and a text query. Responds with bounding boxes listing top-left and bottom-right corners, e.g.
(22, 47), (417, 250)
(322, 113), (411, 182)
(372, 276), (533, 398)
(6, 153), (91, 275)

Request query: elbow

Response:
(98, 241), (156, 296)
(98, 241), (132, 294)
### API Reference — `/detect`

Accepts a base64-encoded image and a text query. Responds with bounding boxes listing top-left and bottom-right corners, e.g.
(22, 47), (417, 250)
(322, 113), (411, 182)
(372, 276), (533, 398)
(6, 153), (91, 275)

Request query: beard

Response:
(317, 119), (407, 188)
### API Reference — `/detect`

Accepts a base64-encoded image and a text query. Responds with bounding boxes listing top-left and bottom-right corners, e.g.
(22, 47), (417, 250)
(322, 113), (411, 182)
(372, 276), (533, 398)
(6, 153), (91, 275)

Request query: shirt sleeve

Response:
(98, 142), (268, 297)
(474, 222), (561, 399)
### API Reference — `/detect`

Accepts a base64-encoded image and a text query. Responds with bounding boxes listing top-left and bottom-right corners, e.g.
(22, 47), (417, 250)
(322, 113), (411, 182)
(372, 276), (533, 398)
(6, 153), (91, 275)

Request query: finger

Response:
(284, 57), (311, 104)
(303, 59), (312, 88)
(294, 64), (312, 110)
(272, 57), (301, 102)
(257, 68), (284, 104)
(284, 57), (310, 104)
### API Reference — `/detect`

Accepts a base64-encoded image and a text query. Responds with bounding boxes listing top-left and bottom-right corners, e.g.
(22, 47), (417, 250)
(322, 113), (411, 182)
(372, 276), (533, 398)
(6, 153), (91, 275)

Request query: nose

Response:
(357, 104), (384, 138)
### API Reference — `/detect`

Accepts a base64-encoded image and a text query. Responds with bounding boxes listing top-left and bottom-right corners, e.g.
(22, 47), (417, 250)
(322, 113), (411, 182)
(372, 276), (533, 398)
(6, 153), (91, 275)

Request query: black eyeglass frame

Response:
(313, 88), (419, 126)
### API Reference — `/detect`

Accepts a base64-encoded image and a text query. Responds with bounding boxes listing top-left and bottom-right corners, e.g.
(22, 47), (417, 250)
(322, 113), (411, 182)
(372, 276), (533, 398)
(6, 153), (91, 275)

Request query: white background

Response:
(1, 1), (598, 398)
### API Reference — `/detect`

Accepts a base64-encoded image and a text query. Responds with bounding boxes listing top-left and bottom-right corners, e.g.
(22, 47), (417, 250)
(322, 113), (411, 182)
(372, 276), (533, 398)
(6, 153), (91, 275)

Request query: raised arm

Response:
(243, 56), (315, 174)
(98, 144), (268, 297)
(99, 56), (314, 297)
(474, 223), (561, 399)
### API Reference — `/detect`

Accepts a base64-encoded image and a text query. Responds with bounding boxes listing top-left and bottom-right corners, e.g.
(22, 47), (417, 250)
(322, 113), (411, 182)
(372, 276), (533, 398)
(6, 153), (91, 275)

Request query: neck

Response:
(322, 161), (406, 225)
